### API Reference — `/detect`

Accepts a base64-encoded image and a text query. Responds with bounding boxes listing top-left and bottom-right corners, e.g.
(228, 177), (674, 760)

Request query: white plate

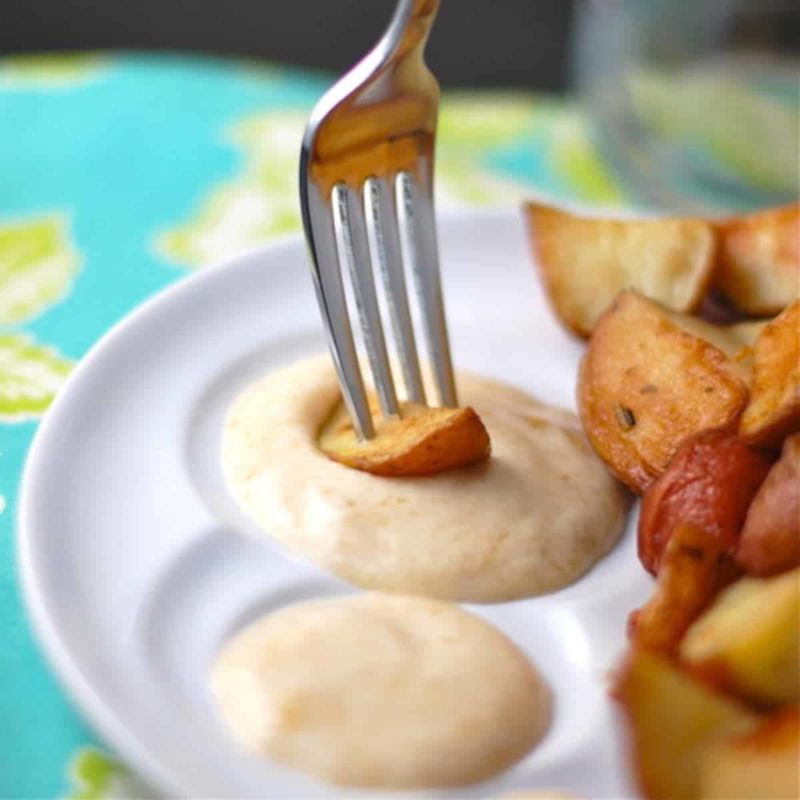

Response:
(19, 208), (651, 799)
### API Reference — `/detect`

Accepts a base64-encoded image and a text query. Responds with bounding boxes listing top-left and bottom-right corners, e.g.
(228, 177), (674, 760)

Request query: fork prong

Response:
(332, 182), (400, 420)
(364, 176), (426, 405)
(396, 170), (457, 407)
(302, 182), (375, 440)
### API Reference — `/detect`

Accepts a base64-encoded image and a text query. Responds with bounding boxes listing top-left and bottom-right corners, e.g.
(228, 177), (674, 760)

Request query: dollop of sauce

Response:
(211, 593), (551, 788)
(222, 356), (629, 602)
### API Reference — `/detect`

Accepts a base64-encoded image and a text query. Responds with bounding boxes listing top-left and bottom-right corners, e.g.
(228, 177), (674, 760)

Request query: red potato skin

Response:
(737, 434), (800, 576)
(638, 430), (774, 576)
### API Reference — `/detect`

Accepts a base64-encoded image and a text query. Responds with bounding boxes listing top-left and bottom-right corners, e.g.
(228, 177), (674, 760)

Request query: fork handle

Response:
(394, 0), (438, 23)
(389, 0), (440, 58)
(401, 0), (438, 20)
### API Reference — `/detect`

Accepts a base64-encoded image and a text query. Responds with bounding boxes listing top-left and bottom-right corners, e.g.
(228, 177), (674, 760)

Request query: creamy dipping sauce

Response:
(211, 593), (552, 788)
(222, 356), (629, 602)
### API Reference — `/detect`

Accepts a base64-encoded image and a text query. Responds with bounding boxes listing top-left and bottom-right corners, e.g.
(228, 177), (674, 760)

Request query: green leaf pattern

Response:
(0, 215), (81, 325)
(438, 93), (537, 148)
(155, 113), (308, 267)
(156, 96), (548, 269)
(543, 109), (623, 203)
(0, 333), (73, 421)
(0, 53), (108, 89)
(65, 748), (155, 800)
(0, 213), (78, 422)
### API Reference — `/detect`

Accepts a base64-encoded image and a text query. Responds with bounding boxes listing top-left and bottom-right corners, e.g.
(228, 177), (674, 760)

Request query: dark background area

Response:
(0, 0), (575, 89)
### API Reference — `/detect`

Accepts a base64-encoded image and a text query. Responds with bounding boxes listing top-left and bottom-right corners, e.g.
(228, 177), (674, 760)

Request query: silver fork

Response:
(299, 0), (455, 440)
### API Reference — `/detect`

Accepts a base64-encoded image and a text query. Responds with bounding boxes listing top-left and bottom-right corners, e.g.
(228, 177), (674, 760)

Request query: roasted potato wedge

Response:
(739, 299), (800, 448)
(578, 291), (750, 493)
(638, 430), (772, 575)
(700, 706), (800, 800)
(631, 524), (741, 654)
(615, 647), (756, 800)
(714, 203), (800, 316)
(681, 567), (800, 705)
(318, 399), (490, 477)
(524, 204), (717, 337)
(737, 434), (800, 576)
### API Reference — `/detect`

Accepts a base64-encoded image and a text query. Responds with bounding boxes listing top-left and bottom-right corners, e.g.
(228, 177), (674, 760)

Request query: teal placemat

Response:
(0, 52), (623, 799)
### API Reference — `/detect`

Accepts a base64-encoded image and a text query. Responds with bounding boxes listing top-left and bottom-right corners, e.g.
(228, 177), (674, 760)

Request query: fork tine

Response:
(396, 170), (457, 407)
(303, 182), (375, 440)
(332, 183), (400, 419)
(300, 0), (447, 433)
(364, 176), (426, 405)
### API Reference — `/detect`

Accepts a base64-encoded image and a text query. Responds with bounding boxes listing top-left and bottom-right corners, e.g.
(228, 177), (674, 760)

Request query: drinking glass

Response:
(573, 0), (800, 212)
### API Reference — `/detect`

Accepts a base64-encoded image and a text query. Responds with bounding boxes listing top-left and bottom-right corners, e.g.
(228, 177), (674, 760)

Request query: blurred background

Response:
(2, 0), (797, 210)
(1, 0), (573, 90)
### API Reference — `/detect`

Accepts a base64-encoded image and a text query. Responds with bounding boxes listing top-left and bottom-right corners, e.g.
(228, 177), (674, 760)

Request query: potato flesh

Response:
(723, 319), (770, 350)
(318, 399), (491, 477)
(715, 203), (800, 316)
(631, 524), (741, 655)
(739, 299), (800, 448)
(681, 568), (800, 705)
(525, 204), (716, 337)
(663, 314), (767, 385)
(700, 707), (800, 800)
(662, 309), (751, 361)
(578, 290), (750, 493)
(615, 648), (756, 800)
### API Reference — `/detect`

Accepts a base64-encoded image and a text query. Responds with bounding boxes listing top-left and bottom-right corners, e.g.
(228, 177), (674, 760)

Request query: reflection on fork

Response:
(299, 0), (455, 441)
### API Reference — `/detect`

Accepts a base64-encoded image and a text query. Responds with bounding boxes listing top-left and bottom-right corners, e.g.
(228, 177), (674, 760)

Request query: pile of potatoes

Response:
(526, 202), (800, 800)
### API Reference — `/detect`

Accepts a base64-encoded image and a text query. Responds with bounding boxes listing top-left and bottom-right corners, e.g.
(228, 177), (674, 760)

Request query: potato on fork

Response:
(299, 0), (490, 475)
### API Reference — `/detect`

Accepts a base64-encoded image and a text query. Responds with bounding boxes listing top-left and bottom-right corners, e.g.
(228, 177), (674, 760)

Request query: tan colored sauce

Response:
(211, 593), (551, 788)
(222, 356), (629, 602)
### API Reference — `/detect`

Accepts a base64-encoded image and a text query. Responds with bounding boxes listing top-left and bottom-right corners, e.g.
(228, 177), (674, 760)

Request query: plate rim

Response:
(17, 206), (531, 796)
(16, 232), (312, 797)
